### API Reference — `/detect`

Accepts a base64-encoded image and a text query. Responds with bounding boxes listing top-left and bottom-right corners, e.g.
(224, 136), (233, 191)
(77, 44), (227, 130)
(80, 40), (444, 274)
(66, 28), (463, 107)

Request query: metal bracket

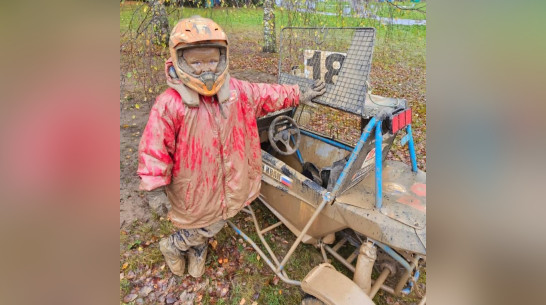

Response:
(400, 133), (411, 146)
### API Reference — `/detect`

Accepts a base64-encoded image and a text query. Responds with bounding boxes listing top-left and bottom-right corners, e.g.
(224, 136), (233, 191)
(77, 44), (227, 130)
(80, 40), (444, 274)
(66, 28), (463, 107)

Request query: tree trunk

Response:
(263, 0), (276, 53)
(149, 0), (170, 47)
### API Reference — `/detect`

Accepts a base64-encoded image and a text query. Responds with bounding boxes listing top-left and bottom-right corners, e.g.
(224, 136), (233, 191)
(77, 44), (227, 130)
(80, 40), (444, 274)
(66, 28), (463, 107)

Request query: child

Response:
(137, 16), (325, 277)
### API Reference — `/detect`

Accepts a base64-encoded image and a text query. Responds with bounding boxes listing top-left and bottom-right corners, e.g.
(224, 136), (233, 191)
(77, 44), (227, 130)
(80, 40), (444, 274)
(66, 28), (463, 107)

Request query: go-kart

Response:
(228, 27), (426, 305)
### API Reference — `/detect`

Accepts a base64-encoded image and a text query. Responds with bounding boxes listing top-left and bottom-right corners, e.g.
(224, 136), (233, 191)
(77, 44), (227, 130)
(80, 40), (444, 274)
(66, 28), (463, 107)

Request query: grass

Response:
(120, 221), (167, 273)
(120, 3), (426, 37)
(120, 3), (425, 66)
(120, 3), (426, 85)
(120, 202), (426, 304)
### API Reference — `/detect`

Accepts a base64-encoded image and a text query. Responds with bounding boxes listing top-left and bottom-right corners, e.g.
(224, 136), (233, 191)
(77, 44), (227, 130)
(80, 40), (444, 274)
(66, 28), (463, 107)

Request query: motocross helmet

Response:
(169, 16), (229, 97)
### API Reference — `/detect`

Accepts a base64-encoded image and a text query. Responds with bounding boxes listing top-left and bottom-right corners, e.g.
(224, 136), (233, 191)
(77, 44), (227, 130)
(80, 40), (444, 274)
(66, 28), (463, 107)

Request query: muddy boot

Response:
(188, 243), (208, 278)
(159, 238), (186, 276)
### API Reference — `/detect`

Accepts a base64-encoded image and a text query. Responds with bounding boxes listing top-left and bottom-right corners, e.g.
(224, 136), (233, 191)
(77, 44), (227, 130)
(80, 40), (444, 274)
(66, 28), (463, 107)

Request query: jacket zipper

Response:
(202, 97), (229, 218)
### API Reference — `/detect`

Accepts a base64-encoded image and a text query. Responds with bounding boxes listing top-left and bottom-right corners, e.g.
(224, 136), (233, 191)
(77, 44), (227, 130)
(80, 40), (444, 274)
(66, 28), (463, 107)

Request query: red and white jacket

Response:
(137, 61), (300, 229)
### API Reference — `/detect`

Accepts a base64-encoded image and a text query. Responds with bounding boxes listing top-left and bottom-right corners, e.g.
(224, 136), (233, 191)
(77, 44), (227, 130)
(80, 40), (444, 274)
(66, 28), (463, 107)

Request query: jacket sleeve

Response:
(137, 93), (180, 191)
(240, 80), (300, 117)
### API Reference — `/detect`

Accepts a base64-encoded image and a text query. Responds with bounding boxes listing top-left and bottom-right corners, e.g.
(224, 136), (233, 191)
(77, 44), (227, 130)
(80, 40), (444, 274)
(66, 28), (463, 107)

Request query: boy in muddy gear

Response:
(137, 16), (325, 278)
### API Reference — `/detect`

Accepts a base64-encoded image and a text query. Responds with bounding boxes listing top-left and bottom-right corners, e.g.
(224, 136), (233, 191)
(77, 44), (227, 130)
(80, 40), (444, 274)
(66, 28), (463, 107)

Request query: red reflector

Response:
(392, 115), (399, 133)
(399, 110), (406, 127)
(390, 108), (412, 133)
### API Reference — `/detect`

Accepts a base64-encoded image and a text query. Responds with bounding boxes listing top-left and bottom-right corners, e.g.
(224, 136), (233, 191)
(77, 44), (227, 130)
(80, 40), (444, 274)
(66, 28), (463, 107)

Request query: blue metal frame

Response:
(330, 117), (377, 195)
(375, 120), (383, 209)
(300, 129), (354, 152)
(374, 120), (418, 208)
(374, 240), (412, 272)
(406, 125), (418, 172)
(330, 116), (419, 287)
(401, 270), (420, 295)
(291, 107), (305, 166)
(291, 135), (305, 165)
(328, 118), (418, 210)
(287, 111), (420, 290)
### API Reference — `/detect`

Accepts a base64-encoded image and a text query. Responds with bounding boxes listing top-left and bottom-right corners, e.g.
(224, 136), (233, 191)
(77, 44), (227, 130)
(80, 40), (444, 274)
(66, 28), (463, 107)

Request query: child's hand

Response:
(148, 186), (171, 217)
(300, 79), (326, 107)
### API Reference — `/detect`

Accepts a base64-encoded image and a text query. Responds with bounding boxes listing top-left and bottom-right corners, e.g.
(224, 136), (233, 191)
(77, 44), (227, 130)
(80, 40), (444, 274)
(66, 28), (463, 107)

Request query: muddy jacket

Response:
(137, 65), (300, 229)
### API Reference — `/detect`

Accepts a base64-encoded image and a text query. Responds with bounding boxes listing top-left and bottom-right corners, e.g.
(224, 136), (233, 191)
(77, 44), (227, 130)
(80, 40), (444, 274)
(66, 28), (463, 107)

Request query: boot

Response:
(159, 238), (186, 276)
(188, 243), (208, 278)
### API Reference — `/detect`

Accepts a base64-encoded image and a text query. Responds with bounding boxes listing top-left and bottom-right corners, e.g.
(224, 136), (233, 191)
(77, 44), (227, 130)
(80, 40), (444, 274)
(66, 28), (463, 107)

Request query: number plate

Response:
(304, 50), (347, 84)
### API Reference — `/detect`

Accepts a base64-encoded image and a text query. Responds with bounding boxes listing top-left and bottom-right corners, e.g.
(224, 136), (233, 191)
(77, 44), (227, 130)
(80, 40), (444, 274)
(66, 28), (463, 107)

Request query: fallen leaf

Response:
(123, 293), (138, 303)
(256, 255), (260, 261)
(239, 298), (246, 305)
(135, 103), (140, 109)
(252, 292), (260, 300)
(158, 293), (166, 303)
(210, 239), (218, 250)
(122, 262), (129, 270)
(120, 273), (124, 280)
(166, 293), (177, 304)
(140, 286), (153, 297)
(252, 302), (258, 305)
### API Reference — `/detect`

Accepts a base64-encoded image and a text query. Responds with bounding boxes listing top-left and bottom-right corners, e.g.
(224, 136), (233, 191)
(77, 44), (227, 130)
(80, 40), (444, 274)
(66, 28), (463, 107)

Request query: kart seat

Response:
(301, 158), (348, 191)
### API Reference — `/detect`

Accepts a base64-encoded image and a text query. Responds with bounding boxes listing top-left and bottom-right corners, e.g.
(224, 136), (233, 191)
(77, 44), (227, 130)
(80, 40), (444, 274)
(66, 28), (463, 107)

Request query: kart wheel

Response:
(301, 294), (326, 305)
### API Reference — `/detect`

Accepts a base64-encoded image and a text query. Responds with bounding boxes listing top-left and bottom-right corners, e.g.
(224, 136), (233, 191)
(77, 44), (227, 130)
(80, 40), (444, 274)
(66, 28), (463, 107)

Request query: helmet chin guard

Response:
(199, 72), (216, 91)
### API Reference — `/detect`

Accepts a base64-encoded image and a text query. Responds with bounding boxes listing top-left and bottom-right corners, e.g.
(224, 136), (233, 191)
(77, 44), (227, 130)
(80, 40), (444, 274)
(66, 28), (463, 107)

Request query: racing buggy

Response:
(228, 27), (426, 305)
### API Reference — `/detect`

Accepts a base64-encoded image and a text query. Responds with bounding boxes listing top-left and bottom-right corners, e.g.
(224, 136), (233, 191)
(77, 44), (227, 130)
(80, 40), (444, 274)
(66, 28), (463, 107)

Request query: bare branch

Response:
(386, 1), (426, 14)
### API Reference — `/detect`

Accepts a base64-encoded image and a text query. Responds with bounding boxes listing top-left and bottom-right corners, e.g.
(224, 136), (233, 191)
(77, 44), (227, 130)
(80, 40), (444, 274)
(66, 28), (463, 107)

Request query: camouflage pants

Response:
(165, 220), (226, 252)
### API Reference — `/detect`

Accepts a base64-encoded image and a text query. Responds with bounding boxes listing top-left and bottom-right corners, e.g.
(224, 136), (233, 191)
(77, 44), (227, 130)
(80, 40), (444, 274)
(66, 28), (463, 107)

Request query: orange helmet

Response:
(169, 16), (229, 97)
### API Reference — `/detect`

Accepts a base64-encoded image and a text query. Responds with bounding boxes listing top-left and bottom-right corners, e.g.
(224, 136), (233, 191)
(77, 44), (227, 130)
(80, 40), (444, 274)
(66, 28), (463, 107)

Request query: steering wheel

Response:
(268, 115), (301, 155)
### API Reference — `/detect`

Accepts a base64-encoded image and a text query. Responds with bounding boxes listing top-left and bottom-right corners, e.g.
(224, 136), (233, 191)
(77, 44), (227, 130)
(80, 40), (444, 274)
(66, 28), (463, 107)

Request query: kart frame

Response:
(229, 26), (426, 304)
(228, 115), (423, 301)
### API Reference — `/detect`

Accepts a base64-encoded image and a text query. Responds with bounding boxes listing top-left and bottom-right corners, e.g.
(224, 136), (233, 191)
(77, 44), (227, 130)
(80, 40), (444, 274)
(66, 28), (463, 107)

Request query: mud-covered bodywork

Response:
(259, 137), (426, 255)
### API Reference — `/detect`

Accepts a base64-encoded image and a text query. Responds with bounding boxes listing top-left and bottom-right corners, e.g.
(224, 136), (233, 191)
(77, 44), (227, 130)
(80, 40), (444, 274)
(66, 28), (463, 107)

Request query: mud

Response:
(230, 69), (277, 84)
(120, 83), (153, 228)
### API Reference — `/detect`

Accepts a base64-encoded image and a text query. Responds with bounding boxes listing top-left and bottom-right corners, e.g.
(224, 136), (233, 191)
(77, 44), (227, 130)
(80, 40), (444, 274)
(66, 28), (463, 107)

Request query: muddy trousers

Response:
(159, 220), (225, 278)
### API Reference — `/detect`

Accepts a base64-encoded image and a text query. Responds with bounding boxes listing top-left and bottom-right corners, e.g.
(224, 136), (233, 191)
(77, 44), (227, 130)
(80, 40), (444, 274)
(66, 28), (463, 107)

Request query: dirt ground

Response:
(120, 70), (277, 228)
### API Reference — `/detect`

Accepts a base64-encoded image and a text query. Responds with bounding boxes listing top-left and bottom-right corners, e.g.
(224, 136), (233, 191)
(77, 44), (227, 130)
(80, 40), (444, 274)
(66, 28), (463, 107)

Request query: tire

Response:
(301, 294), (326, 305)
